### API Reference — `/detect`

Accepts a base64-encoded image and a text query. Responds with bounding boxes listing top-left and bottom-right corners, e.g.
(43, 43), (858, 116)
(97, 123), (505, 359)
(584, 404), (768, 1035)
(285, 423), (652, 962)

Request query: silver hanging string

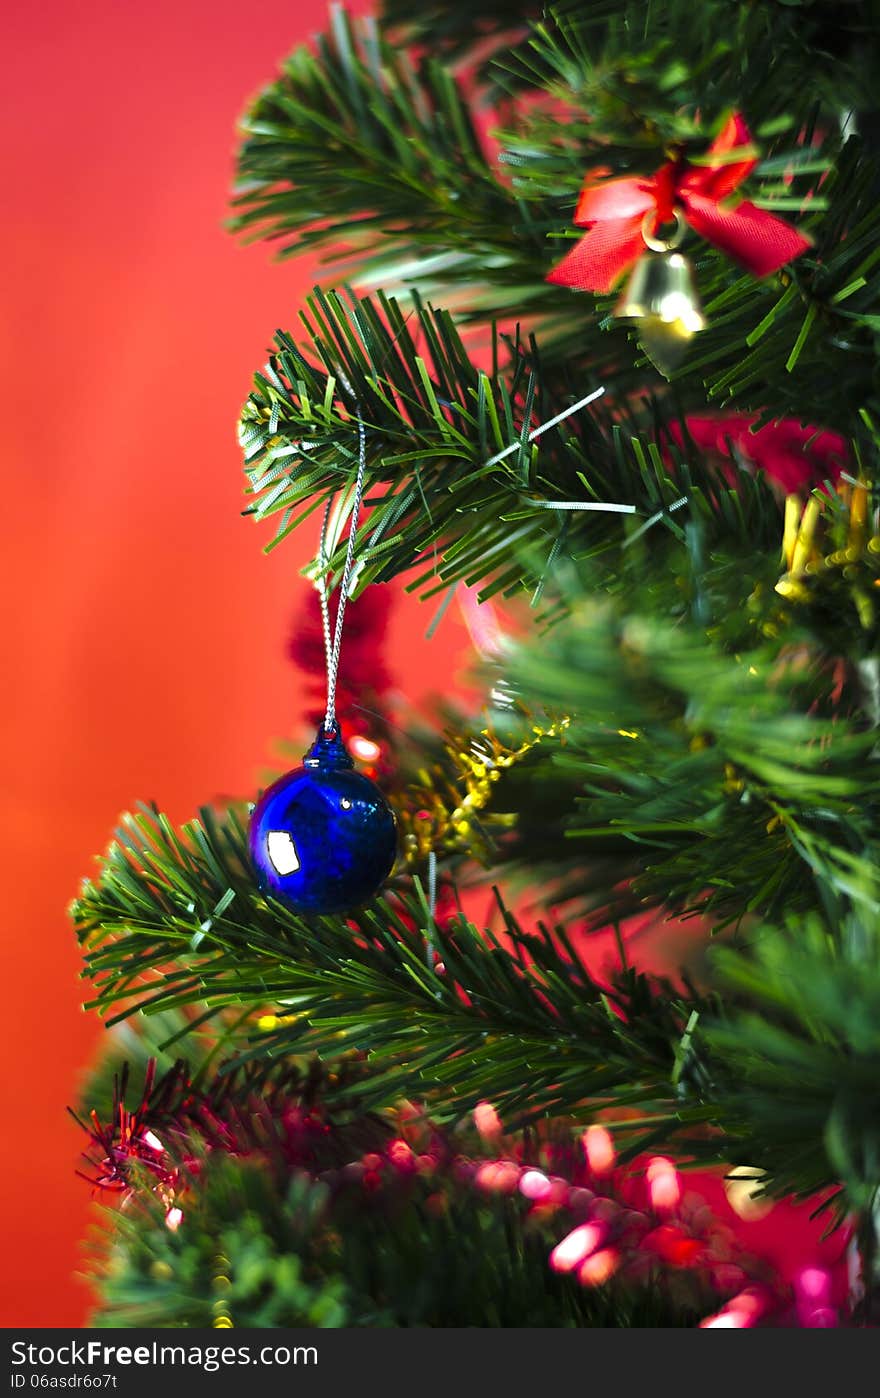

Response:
(317, 413), (368, 733)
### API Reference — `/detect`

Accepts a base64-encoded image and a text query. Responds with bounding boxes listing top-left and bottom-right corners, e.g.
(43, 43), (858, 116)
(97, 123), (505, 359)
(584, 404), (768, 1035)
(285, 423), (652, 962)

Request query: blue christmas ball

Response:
(248, 723), (397, 915)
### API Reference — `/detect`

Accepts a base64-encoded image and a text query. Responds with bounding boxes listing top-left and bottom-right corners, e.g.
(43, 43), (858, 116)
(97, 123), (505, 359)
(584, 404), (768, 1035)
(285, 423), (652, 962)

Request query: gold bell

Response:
(614, 209), (706, 376)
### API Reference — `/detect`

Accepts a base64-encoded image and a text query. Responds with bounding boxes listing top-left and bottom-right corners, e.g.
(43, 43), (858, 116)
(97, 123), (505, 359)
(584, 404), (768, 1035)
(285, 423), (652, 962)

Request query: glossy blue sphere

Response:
(249, 723), (397, 915)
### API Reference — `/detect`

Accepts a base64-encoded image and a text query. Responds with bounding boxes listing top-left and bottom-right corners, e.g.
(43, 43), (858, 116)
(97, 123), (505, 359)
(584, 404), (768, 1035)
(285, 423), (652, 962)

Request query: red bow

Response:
(547, 113), (811, 294)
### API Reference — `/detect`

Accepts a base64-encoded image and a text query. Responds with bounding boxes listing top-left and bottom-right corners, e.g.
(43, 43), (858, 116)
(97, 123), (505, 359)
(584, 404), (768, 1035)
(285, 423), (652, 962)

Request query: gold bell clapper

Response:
(614, 209), (706, 376)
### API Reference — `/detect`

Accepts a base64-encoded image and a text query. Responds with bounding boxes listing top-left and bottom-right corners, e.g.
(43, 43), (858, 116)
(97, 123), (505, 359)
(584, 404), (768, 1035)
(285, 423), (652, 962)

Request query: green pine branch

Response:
(239, 283), (795, 603)
(70, 791), (880, 1214)
(72, 799), (707, 1129)
(232, 5), (880, 423)
(382, 0), (536, 66)
(70, 0), (880, 1282)
(231, 7), (552, 315)
(386, 0), (877, 121)
(680, 144), (880, 429)
(88, 1149), (721, 1329)
(497, 593), (880, 927)
(701, 906), (880, 1221)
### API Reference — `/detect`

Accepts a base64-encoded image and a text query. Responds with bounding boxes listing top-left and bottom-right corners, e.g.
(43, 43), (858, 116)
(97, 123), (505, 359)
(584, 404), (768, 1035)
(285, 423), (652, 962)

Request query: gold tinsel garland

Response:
(397, 716), (570, 866)
(775, 479), (879, 630)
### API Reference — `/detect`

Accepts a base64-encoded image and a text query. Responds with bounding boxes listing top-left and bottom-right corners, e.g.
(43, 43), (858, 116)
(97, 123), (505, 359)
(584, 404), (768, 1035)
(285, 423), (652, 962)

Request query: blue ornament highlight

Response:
(249, 723), (397, 915)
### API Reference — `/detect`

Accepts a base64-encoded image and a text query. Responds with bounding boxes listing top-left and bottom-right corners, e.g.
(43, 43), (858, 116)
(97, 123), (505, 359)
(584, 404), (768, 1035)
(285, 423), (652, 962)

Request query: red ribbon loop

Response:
(547, 113), (811, 294)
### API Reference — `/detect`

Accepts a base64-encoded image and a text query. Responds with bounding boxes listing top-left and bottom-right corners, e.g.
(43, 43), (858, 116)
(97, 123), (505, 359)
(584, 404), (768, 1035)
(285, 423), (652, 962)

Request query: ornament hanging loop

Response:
(641, 207), (687, 253)
(614, 208), (706, 376)
(303, 720), (355, 771)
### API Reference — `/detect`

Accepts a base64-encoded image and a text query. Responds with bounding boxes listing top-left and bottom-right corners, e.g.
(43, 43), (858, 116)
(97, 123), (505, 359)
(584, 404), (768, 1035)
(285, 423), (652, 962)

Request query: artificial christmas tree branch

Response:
(240, 286), (800, 603)
(499, 596), (880, 925)
(231, 8), (550, 309)
(70, 786), (880, 1227)
(389, 0), (877, 123)
(72, 804), (704, 1128)
(84, 1085), (781, 1329)
(71, 0), (880, 1326)
(232, 7), (854, 358)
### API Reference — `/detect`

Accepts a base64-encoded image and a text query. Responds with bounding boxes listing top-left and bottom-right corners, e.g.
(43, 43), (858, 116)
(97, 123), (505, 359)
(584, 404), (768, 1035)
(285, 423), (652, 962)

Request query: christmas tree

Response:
(72, 1), (880, 1328)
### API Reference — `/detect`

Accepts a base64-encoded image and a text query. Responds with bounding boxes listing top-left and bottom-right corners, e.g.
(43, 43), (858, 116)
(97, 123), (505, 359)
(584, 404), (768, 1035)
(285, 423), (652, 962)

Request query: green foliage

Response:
(76, 1009), (232, 1124)
(233, 6), (880, 615)
(91, 1164), (351, 1328)
(685, 143), (880, 432)
(231, 7), (548, 308)
(499, 592), (880, 927)
(73, 0), (880, 1317)
(383, 0), (535, 67)
(232, 5), (880, 432)
(90, 1151), (716, 1329)
(238, 286), (603, 600)
(387, 1), (877, 119)
(239, 282), (802, 605)
(703, 908), (880, 1223)
(72, 800), (705, 1128)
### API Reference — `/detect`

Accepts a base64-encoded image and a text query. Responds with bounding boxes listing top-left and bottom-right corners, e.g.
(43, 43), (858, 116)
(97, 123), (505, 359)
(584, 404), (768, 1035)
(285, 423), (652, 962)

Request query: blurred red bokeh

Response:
(0, 0), (472, 1327)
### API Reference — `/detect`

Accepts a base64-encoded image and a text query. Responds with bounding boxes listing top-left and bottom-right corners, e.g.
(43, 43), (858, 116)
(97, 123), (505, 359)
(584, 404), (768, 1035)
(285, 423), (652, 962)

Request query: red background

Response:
(1, 0), (845, 1328)
(0, 0), (475, 1327)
